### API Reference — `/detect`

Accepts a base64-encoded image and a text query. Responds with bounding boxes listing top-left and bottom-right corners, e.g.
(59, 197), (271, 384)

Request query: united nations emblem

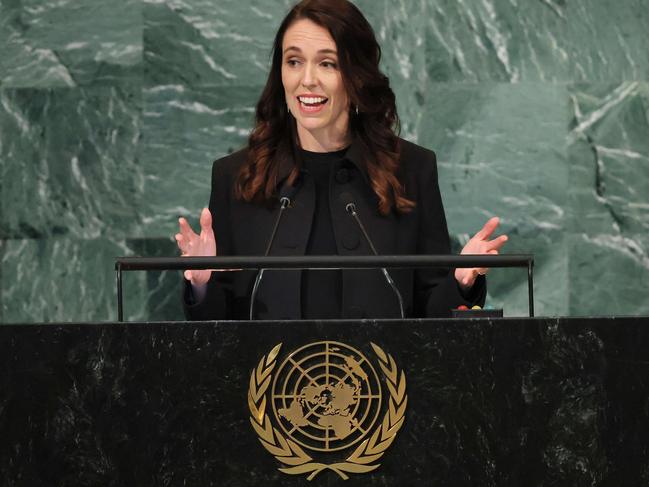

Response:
(248, 341), (407, 480)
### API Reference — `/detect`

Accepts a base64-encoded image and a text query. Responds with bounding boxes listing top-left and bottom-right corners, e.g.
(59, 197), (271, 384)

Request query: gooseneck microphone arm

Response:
(249, 193), (297, 320)
(341, 194), (405, 319)
(266, 196), (291, 255)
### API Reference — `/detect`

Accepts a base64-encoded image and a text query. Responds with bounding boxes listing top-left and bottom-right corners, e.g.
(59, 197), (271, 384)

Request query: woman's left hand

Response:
(454, 216), (508, 290)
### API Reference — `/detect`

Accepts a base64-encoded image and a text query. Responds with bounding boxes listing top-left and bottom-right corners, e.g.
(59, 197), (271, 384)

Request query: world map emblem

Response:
(248, 341), (407, 480)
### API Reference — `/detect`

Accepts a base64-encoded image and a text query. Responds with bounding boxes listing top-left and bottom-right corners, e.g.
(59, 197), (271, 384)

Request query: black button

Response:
(335, 168), (350, 184)
(343, 233), (360, 250)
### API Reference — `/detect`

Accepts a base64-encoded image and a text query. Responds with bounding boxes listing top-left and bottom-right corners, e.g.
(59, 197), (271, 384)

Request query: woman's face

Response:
(281, 19), (350, 143)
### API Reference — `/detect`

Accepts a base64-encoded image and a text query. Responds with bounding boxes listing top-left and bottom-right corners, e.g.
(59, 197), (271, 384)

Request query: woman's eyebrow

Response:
(283, 46), (338, 56)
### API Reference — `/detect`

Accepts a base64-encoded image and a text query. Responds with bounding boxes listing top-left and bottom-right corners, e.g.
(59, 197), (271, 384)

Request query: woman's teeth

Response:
(298, 96), (328, 106)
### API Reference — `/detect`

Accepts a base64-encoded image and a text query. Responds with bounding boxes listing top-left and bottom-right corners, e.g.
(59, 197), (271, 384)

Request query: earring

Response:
(355, 105), (359, 115)
(287, 101), (290, 114)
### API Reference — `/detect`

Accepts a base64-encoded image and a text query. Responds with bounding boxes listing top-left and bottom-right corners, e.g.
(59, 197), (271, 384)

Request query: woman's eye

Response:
(322, 61), (337, 69)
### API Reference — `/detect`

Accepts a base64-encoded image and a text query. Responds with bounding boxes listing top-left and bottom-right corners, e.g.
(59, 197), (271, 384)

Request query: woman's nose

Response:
(301, 63), (317, 87)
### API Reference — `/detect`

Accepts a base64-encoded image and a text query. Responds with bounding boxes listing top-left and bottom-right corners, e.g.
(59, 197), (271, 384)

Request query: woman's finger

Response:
(476, 248), (503, 275)
(199, 208), (213, 232)
(179, 217), (198, 239)
(175, 233), (187, 252)
(485, 234), (508, 252)
(476, 216), (500, 240)
(473, 216), (499, 240)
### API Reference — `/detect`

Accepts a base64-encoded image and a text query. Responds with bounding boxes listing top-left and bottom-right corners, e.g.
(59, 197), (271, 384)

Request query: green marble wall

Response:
(1, 0), (647, 322)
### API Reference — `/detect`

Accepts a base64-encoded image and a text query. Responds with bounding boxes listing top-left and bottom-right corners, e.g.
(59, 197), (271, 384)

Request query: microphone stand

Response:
(249, 196), (291, 320)
(344, 201), (405, 319)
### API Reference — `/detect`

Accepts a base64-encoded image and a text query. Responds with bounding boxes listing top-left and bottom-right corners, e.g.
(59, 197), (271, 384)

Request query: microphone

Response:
(249, 179), (300, 320)
(340, 192), (405, 319)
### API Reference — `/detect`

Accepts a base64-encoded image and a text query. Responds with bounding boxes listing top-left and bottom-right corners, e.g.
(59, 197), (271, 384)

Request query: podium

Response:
(2, 317), (648, 485)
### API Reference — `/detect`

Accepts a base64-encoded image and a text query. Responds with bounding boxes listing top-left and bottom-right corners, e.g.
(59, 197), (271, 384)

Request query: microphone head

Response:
(339, 191), (356, 213)
(277, 175), (303, 206)
(279, 182), (298, 200)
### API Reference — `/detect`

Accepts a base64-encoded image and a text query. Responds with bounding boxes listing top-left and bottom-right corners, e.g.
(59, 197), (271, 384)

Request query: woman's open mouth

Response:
(297, 96), (328, 113)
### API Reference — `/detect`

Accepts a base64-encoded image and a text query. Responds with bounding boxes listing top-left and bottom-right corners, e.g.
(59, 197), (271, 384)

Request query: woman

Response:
(175, 0), (507, 320)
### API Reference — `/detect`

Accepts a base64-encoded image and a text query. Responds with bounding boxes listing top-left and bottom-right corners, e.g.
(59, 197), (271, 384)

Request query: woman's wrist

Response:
(454, 268), (477, 290)
(191, 281), (208, 303)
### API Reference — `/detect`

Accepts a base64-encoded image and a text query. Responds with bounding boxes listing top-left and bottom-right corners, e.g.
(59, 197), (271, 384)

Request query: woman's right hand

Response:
(175, 207), (217, 286)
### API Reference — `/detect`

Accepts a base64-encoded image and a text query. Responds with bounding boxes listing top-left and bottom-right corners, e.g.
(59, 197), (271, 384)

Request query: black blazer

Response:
(184, 137), (485, 320)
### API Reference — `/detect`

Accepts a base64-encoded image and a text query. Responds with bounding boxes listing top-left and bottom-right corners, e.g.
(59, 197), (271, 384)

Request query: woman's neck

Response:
(297, 125), (351, 153)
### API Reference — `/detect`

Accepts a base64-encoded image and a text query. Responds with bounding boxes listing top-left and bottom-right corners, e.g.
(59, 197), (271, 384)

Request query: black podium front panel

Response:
(1, 317), (648, 486)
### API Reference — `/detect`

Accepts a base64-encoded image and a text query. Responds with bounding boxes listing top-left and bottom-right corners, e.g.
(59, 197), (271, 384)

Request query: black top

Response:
(184, 137), (487, 321)
(299, 146), (348, 319)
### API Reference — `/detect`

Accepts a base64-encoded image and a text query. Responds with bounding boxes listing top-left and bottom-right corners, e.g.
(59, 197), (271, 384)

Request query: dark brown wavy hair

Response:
(235, 0), (415, 215)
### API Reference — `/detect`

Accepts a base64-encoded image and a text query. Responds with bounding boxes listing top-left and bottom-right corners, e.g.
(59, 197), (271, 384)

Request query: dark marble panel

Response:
(0, 87), (142, 239)
(0, 0), (142, 88)
(0, 318), (647, 486)
(597, 320), (649, 485)
(489, 319), (610, 484)
(425, 0), (649, 82)
(0, 239), (4, 323)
